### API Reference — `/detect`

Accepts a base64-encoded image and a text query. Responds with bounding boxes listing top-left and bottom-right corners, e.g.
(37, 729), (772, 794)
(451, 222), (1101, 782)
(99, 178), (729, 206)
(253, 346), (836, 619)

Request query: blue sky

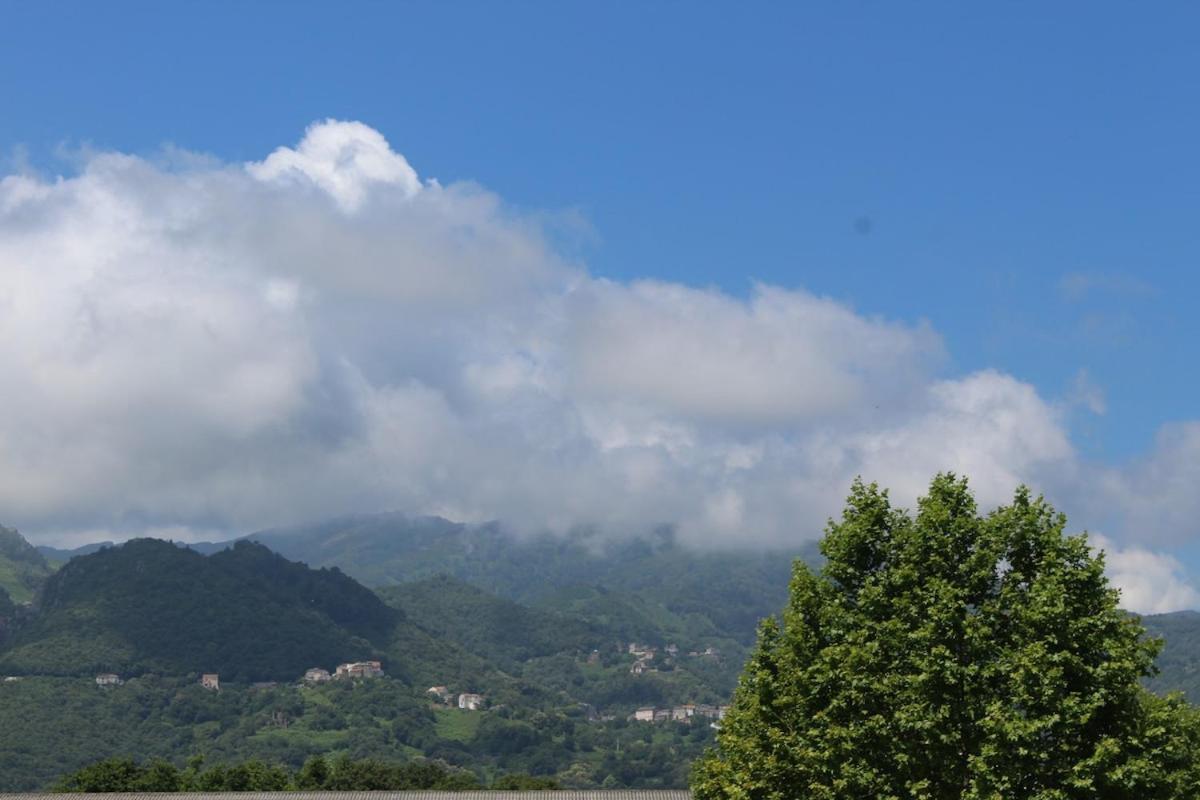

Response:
(1, 2), (1198, 609)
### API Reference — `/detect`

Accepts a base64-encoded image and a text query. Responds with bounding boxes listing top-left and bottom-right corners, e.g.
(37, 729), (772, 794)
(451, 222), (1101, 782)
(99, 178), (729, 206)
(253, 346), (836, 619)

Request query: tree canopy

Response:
(694, 474), (1200, 800)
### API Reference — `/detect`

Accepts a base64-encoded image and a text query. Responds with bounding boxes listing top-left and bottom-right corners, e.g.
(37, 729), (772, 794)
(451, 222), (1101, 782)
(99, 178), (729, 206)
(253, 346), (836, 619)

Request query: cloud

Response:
(248, 119), (422, 211)
(1097, 423), (1200, 548)
(0, 120), (1196, 610)
(1091, 535), (1200, 614)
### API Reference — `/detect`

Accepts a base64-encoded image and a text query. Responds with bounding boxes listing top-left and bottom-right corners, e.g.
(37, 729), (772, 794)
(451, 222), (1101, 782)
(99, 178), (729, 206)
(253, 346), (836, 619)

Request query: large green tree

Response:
(694, 474), (1200, 800)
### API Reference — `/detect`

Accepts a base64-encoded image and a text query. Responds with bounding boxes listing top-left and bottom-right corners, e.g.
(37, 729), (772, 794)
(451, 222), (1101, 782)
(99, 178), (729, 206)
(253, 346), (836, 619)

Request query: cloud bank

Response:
(0, 120), (1195, 612)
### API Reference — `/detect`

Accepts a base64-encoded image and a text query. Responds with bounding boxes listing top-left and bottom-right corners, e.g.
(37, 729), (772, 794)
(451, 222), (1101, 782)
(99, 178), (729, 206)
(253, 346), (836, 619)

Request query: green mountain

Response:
(1143, 611), (1200, 703)
(0, 525), (53, 604)
(377, 575), (611, 669)
(235, 513), (814, 649)
(0, 539), (397, 681)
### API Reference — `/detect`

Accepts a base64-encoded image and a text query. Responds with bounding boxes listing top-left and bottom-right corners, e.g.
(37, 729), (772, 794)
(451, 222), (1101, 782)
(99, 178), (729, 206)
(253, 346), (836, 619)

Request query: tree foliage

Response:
(694, 474), (1200, 800)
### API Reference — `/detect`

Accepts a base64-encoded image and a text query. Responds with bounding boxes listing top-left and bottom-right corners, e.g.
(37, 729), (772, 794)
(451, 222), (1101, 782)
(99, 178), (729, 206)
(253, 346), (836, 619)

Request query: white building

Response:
(95, 673), (122, 686)
(334, 660), (384, 679)
(200, 673), (220, 691)
(458, 692), (484, 710)
(633, 707), (656, 722)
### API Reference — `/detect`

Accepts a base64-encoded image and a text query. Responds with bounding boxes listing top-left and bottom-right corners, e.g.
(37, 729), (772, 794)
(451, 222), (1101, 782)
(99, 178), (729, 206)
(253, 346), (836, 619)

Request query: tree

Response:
(694, 474), (1200, 800)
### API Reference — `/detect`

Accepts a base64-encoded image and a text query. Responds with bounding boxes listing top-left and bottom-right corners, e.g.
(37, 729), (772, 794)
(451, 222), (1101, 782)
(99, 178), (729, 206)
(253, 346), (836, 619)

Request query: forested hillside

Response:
(0, 539), (396, 681)
(236, 513), (812, 648)
(6, 522), (1200, 791)
(0, 524), (52, 603)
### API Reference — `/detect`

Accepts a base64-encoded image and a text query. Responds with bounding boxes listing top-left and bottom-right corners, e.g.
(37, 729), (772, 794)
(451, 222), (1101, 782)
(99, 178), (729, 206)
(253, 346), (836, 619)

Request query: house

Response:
(653, 709), (672, 723)
(426, 685), (452, 703)
(95, 673), (122, 686)
(200, 673), (220, 691)
(633, 707), (656, 722)
(458, 692), (484, 710)
(665, 644), (679, 656)
(334, 660), (384, 679)
(304, 668), (331, 684)
(671, 703), (696, 721)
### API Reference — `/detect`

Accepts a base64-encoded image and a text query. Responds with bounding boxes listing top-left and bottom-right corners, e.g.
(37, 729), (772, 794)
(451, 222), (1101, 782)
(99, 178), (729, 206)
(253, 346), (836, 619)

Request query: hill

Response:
(1143, 610), (1200, 703)
(0, 539), (397, 681)
(234, 513), (814, 649)
(377, 575), (610, 669)
(0, 525), (53, 604)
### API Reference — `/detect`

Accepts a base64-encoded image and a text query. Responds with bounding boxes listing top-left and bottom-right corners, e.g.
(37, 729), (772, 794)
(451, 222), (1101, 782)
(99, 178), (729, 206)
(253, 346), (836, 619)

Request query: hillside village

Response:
(80, 644), (737, 722)
(632, 703), (730, 725)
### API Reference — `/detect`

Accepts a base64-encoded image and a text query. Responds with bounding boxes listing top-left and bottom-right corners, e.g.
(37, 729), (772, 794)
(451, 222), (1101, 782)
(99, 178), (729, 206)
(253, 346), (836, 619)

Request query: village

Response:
(90, 660), (492, 712)
(620, 641), (721, 675)
(85, 644), (734, 724)
(631, 702), (730, 725)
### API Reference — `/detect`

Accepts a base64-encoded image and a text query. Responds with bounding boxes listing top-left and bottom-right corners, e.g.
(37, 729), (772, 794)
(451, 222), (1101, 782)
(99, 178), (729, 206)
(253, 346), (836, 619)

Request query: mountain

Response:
(0, 539), (398, 681)
(1143, 611), (1200, 703)
(0, 525), (53, 604)
(236, 512), (815, 648)
(377, 575), (612, 669)
(36, 541), (115, 566)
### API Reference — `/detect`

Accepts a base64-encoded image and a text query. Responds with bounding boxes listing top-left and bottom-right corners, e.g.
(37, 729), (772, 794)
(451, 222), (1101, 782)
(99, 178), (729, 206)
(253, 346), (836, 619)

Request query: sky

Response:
(1, 2), (1199, 612)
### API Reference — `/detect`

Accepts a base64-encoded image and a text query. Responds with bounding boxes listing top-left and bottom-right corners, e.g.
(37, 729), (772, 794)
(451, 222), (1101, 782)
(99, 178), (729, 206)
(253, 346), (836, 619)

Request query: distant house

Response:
(458, 692), (484, 711)
(633, 707), (656, 722)
(426, 685), (452, 703)
(671, 704), (696, 721)
(95, 673), (122, 687)
(653, 709), (672, 723)
(334, 660), (383, 680)
(200, 673), (220, 691)
(304, 668), (332, 684)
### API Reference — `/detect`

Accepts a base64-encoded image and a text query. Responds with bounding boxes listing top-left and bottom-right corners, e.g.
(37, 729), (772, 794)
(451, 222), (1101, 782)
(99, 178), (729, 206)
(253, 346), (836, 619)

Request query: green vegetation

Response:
(4, 511), (1200, 792)
(694, 475), (1200, 799)
(0, 674), (713, 790)
(53, 753), (555, 791)
(0, 539), (396, 681)
(0, 524), (52, 604)
(238, 513), (811, 648)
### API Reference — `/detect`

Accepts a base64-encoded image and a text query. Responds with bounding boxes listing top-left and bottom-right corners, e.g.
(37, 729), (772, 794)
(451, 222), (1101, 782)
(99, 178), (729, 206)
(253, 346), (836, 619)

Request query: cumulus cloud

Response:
(248, 119), (422, 211)
(0, 119), (1196, 609)
(1091, 534), (1200, 614)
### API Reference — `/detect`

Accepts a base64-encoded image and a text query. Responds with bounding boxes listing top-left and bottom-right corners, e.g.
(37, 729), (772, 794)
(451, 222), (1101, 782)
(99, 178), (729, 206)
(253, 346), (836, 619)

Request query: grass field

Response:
(433, 707), (482, 742)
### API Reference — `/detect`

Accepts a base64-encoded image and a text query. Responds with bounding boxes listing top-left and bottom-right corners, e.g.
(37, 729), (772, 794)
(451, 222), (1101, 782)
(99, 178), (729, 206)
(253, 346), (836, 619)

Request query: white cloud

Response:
(1091, 535), (1200, 614)
(0, 119), (1196, 613)
(248, 119), (422, 211)
(1096, 422), (1200, 547)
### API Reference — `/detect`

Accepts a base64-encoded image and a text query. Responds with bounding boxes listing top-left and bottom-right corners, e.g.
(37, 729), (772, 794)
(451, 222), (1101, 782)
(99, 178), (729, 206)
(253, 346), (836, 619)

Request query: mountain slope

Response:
(0, 539), (397, 681)
(0, 525), (53, 604)
(237, 512), (814, 648)
(1143, 611), (1200, 703)
(377, 574), (613, 669)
